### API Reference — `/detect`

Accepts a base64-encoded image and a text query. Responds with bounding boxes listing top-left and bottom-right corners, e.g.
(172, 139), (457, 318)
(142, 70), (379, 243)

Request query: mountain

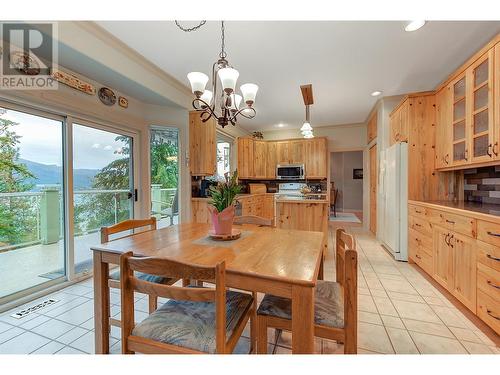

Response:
(19, 159), (99, 190)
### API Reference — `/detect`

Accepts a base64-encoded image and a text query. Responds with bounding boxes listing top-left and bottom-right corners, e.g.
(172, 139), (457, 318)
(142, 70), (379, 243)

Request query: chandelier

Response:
(177, 21), (259, 128)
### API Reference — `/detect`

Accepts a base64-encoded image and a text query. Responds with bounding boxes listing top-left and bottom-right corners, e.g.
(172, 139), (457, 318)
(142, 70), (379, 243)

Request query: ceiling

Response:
(96, 21), (500, 131)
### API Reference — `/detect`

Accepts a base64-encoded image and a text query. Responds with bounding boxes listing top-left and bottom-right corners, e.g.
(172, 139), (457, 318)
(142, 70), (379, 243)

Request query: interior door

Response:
(470, 50), (495, 163)
(433, 226), (454, 291)
(451, 232), (477, 312)
(369, 144), (377, 234)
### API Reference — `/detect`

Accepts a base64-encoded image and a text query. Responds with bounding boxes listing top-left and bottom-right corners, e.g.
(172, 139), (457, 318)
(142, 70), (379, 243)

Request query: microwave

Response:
(276, 164), (305, 180)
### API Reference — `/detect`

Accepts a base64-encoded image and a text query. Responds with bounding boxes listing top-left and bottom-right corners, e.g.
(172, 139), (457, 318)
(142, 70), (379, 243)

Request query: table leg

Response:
(291, 284), (314, 354)
(93, 251), (110, 354)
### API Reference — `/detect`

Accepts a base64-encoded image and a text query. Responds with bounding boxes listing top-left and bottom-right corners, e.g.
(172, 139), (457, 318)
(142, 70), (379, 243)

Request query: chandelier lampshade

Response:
(240, 83), (259, 105)
(300, 122), (312, 132)
(187, 72), (209, 96)
(230, 94), (242, 111)
(200, 90), (213, 107)
(218, 67), (239, 93)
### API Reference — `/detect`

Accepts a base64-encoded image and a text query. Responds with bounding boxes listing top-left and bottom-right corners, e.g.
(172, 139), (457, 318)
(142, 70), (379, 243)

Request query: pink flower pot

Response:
(209, 205), (235, 235)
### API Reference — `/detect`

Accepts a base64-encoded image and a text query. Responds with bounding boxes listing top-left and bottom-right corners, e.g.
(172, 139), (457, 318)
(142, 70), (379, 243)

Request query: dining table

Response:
(91, 222), (325, 354)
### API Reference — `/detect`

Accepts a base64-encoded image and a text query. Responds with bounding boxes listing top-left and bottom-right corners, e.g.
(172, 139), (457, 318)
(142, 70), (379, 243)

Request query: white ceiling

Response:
(96, 21), (500, 131)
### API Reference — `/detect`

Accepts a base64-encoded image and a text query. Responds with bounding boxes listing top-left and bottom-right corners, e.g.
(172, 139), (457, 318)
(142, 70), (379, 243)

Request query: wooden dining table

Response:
(91, 222), (325, 354)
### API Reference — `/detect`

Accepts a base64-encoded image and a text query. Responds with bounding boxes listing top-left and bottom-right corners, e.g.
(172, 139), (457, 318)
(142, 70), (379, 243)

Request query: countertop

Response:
(275, 197), (329, 204)
(409, 200), (500, 220)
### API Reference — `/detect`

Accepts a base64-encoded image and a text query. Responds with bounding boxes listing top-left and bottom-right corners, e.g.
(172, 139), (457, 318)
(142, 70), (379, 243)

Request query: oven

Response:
(276, 164), (305, 180)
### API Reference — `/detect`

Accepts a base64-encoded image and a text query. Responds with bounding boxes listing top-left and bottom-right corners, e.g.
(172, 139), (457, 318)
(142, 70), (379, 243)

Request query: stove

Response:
(275, 182), (307, 199)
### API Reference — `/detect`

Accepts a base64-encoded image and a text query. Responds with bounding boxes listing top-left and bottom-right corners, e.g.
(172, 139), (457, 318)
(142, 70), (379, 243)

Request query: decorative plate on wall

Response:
(98, 87), (116, 106)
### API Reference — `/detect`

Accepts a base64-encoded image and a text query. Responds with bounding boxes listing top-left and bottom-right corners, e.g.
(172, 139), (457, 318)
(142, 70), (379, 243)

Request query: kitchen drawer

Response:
(408, 204), (428, 219)
(477, 289), (500, 335)
(477, 220), (500, 248)
(477, 240), (500, 273)
(427, 209), (476, 237)
(412, 247), (433, 275)
(477, 262), (500, 301)
(409, 228), (432, 256)
(409, 215), (433, 237)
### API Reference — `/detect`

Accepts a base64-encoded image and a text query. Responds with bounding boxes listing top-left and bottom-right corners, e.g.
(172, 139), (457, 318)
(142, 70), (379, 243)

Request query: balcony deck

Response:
(0, 217), (177, 299)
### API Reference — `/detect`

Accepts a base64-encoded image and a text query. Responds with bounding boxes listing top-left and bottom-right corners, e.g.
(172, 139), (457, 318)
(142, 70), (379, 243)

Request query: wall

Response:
(331, 151), (364, 212)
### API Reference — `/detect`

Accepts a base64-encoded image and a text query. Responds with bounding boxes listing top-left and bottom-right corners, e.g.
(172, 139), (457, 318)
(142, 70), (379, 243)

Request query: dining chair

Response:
(100, 217), (178, 328)
(119, 252), (255, 354)
(256, 228), (358, 354)
(234, 215), (273, 226)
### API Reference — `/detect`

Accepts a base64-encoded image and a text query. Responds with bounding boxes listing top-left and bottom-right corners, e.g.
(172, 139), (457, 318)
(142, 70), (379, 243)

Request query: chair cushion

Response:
(109, 270), (173, 285)
(257, 280), (344, 328)
(132, 290), (253, 353)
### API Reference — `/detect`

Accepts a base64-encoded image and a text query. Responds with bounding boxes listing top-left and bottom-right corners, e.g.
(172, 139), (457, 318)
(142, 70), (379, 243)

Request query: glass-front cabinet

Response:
(451, 74), (468, 165)
(470, 50), (494, 163)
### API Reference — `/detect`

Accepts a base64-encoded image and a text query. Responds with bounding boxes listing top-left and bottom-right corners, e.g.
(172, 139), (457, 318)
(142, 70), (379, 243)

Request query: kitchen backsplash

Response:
(464, 166), (500, 204)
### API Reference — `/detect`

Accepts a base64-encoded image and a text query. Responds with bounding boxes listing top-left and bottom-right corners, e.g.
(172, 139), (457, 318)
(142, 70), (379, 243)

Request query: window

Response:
(216, 132), (233, 178)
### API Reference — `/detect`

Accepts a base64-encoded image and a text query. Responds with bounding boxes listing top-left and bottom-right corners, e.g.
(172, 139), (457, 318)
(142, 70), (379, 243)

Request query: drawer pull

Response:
(415, 238), (422, 244)
(445, 219), (455, 225)
(487, 280), (500, 290)
(486, 231), (500, 238)
(487, 310), (500, 321)
(486, 254), (500, 262)
(414, 223), (422, 227)
(414, 210), (422, 214)
(415, 254), (421, 259)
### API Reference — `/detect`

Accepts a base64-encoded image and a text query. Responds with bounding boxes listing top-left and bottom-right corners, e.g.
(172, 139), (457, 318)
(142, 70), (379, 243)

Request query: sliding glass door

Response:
(72, 123), (135, 275)
(150, 127), (179, 228)
(0, 106), (65, 299)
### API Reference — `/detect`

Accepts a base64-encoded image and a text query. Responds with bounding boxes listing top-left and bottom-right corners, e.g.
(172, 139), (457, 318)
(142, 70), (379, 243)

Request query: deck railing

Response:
(0, 187), (176, 252)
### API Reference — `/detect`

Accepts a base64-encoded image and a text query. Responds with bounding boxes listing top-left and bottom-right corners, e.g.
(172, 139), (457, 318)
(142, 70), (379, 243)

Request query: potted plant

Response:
(208, 171), (242, 235)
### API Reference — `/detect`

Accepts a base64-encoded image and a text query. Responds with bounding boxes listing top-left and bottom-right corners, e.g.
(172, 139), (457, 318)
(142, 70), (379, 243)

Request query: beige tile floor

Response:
(0, 223), (498, 354)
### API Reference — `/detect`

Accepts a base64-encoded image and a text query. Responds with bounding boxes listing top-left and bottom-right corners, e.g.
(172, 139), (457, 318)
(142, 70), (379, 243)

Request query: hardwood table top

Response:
(91, 222), (324, 287)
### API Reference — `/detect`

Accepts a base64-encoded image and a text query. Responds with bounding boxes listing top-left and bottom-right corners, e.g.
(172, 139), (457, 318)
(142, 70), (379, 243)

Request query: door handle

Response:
(487, 144), (493, 157)
(445, 233), (450, 246)
(449, 234), (454, 248)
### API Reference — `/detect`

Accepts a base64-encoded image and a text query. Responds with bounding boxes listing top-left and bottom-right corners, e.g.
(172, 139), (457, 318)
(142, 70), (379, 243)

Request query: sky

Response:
(1, 107), (130, 170)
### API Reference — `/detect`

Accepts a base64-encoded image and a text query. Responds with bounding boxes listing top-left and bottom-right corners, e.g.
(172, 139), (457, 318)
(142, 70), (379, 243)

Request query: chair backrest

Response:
(335, 228), (357, 334)
(119, 252), (227, 353)
(171, 189), (179, 214)
(233, 215), (273, 226)
(100, 217), (157, 244)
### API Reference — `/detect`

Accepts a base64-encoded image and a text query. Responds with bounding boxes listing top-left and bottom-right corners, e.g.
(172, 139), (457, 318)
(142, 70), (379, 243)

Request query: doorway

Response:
(330, 150), (363, 224)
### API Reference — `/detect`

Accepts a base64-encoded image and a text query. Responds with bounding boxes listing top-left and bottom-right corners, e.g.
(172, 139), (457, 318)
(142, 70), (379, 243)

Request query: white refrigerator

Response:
(379, 142), (408, 261)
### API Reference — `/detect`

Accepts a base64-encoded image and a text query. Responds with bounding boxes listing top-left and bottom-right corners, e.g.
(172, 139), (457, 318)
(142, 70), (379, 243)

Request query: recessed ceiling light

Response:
(274, 123), (286, 128)
(371, 91), (382, 97)
(405, 20), (426, 32)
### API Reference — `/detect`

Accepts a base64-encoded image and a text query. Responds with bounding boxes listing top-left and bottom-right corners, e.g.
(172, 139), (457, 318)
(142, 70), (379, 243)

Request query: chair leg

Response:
(250, 292), (257, 353)
(257, 315), (268, 354)
(148, 295), (157, 314)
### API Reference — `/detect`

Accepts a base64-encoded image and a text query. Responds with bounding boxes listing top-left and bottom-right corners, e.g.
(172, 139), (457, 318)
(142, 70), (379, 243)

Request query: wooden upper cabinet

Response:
(435, 86), (452, 168)
(266, 141), (277, 179)
(470, 50), (495, 163)
(495, 43), (500, 159)
(390, 100), (409, 145)
(237, 137), (254, 179)
(189, 111), (216, 176)
(289, 140), (304, 164)
(276, 141), (290, 164)
(253, 140), (267, 179)
(451, 73), (469, 166)
(305, 138), (327, 179)
(367, 111), (377, 144)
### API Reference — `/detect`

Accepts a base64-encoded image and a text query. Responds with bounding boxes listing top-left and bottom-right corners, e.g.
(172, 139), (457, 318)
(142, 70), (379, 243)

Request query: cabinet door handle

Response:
(486, 254), (500, 262)
(415, 238), (422, 244)
(445, 233), (450, 246)
(487, 144), (493, 157)
(487, 280), (500, 290)
(486, 231), (500, 238)
(444, 154), (450, 164)
(493, 142), (499, 156)
(465, 149), (469, 161)
(415, 254), (421, 259)
(487, 310), (500, 321)
(445, 219), (455, 225)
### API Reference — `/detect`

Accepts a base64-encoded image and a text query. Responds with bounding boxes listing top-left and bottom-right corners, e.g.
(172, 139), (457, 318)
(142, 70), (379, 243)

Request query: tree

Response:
(150, 140), (178, 188)
(0, 115), (36, 246)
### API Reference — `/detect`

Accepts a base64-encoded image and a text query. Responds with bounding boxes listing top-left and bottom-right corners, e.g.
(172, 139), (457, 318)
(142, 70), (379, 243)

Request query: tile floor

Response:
(0, 223), (498, 354)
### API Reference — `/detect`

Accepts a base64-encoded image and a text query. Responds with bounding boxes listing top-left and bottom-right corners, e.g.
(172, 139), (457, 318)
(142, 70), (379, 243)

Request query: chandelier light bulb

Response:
(304, 132), (314, 139)
(240, 83), (259, 105)
(187, 72), (209, 97)
(200, 90), (213, 107)
(218, 67), (239, 94)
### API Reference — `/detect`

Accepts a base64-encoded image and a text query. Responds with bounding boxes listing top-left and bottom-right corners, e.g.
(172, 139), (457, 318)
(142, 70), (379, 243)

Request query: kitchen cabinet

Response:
(275, 201), (328, 233)
(367, 110), (377, 144)
(389, 100), (409, 145)
(435, 36), (500, 170)
(305, 138), (328, 179)
(253, 140), (267, 179)
(191, 199), (212, 224)
(451, 232), (477, 312)
(369, 144), (377, 234)
(237, 194), (274, 221)
(189, 111), (216, 176)
(237, 137), (254, 179)
(289, 140), (304, 163)
(276, 141), (290, 164)
(266, 141), (277, 179)
(433, 226), (454, 291)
